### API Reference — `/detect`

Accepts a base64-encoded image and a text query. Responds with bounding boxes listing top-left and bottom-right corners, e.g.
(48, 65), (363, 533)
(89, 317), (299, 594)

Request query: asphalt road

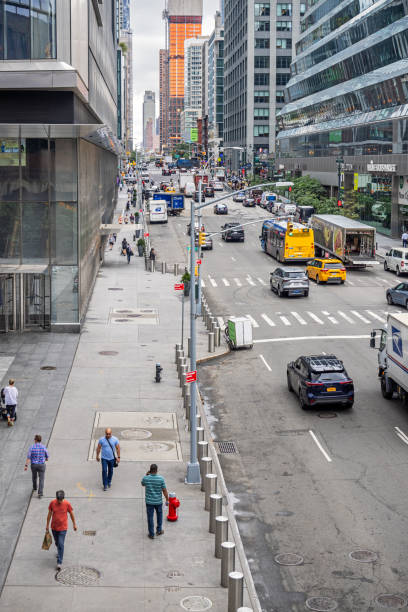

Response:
(147, 166), (408, 612)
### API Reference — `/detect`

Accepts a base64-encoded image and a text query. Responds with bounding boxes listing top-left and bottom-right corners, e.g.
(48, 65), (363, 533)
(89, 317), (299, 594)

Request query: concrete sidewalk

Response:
(0, 198), (254, 611)
(376, 232), (404, 259)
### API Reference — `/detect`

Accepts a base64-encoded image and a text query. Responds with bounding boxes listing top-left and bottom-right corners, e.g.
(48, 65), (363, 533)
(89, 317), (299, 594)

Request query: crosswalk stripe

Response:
(261, 313), (276, 327)
(337, 311), (355, 324)
(257, 277), (266, 286)
(222, 278), (230, 286)
(378, 278), (390, 284)
(366, 310), (386, 323)
(307, 312), (324, 325)
(208, 276), (217, 288)
(291, 311), (307, 325)
(201, 280), (206, 288)
(234, 278), (242, 287)
(217, 316), (225, 329)
(246, 276), (256, 286)
(279, 315), (291, 326)
(351, 310), (370, 324)
(346, 280), (355, 286)
(245, 314), (259, 328)
(322, 310), (338, 325)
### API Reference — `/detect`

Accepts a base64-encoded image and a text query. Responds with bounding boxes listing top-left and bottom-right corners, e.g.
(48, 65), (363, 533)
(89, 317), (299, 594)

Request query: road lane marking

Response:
(245, 314), (259, 328)
(351, 310), (370, 324)
(259, 354), (272, 372)
(246, 276), (256, 286)
(346, 280), (355, 286)
(261, 313), (276, 327)
(291, 311), (307, 325)
(222, 278), (230, 286)
(337, 311), (355, 324)
(378, 278), (391, 284)
(254, 334), (370, 344)
(201, 280), (206, 288)
(309, 430), (332, 463)
(219, 242), (224, 247)
(366, 310), (386, 323)
(279, 315), (291, 326)
(257, 277), (266, 285)
(231, 257), (236, 262)
(395, 426), (408, 445)
(322, 310), (338, 325)
(208, 276), (218, 287)
(234, 278), (242, 287)
(307, 312), (324, 325)
(217, 316), (225, 329)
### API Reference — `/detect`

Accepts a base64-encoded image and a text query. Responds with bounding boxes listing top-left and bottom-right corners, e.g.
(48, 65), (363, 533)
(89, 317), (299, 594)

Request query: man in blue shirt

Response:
(96, 428), (120, 491)
(141, 463), (169, 539)
(24, 434), (49, 498)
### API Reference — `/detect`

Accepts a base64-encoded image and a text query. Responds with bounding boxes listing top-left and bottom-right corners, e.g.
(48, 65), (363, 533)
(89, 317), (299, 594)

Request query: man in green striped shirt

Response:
(141, 464), (169, 539)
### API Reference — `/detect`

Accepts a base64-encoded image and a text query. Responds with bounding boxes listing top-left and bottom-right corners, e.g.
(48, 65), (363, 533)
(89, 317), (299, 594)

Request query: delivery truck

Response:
(370, 312), (408, 401)
(153, 192), (184, 216)
(311, 214), (378, 267)
(194, 173), (209, 189)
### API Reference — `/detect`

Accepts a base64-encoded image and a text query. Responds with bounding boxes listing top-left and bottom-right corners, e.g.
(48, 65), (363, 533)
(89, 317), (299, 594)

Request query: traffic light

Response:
(194, 266), (198, 277)
(198, 231), (206, 246)
(287, 222), (293, 236)
(337, 199), (343, 207)
(288, 186), (292, 192)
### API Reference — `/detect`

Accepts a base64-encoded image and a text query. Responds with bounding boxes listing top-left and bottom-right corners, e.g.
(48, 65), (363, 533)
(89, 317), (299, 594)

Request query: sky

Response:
(131, 0), (220, 145)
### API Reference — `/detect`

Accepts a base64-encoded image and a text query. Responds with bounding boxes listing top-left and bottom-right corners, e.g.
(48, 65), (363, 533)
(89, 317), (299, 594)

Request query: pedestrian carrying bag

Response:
(42, 531), (52, 550)
(107, 437), (118, 467)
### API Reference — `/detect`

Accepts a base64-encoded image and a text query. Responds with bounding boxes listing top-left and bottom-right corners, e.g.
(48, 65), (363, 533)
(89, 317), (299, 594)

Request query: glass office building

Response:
(277, 0), (408, 236)
(0, 2), (119, 333)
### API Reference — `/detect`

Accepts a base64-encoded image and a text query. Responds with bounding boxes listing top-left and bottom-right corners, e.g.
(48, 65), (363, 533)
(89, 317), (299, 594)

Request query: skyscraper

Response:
(143, 91), (156, 151)
(207, 11), (224, 160)
(180, 36), (208, 143)
(159, 49), (169, 151)
(119, 0), (130, 30)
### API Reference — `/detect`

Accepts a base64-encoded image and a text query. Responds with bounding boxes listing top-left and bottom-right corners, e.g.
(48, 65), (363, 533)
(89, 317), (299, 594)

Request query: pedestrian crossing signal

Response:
(337, 199), (343, 207)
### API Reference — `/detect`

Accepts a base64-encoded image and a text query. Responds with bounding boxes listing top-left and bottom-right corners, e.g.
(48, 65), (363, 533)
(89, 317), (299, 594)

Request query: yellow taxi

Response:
(306, 258), (346, 284)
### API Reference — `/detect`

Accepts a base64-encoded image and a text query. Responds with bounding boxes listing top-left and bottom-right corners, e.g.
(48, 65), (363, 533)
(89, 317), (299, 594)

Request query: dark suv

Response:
(287, 355), (354, 410)
(221, 222), (245, 242)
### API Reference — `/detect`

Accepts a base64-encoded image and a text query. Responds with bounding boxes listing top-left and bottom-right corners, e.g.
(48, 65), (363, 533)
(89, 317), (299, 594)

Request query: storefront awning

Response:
(0, 264), (49, 275)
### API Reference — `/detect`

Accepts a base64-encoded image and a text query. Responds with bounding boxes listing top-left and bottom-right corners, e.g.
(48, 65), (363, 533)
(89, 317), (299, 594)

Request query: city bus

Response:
(260, 220), (315, 262)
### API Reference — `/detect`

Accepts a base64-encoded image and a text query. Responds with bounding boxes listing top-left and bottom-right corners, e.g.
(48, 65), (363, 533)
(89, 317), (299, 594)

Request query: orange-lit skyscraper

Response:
(164, 0), (202, 148)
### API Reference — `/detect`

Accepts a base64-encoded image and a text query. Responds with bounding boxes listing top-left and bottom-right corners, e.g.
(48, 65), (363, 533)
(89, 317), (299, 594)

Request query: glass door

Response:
(23, 274), (50, 330)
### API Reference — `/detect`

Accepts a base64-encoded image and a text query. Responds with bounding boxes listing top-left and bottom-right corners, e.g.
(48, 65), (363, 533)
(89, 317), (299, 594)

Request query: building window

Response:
(254, 125), (269, 137)
(2, 0), (56, 59)
(255, 20), (270, 31)
(255, 55), (270, 68)
(276, 73), (290, 85)
(255, 73), (270, 86)
(276, 90), (285, 103)
(300, 3), (306, 16)
(276, 56), (291, 68)
(254, 90), (270, 103)
(254, 108), (270, 119)
(277, 3), (292, 16)
(276, 21), (292, 31)
(255, 3), (270, 16)
(255, 38), (270, 49)
(276, 38), (291, 48)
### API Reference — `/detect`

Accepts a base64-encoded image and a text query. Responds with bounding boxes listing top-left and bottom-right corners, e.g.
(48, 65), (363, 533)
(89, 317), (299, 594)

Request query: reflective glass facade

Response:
(0, 0), (56, 59)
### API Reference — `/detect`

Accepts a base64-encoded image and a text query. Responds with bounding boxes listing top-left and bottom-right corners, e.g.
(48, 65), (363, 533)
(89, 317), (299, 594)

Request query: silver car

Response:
(270, 267), (309, 297)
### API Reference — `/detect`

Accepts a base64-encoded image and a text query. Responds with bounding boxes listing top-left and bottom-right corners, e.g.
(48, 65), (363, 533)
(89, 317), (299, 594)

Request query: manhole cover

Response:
(167, 570), (184, 579)
(99, 351), (119, 356)
(274, 553), (303, 566)
(140, 441), (173, 452)
(305, 597), (338, 611)
(115, 310), (133, 313)
(318, 412), (337, 419)
(349, 550), (378, 563)
(127, 314), (142, 318)
(114, 319), (130, 322)
(108, 287), (123, 291)
(121, 428), (152, 440)
(55, 566), (101, 586)
(375, 594), (407, 609)
(145, 416), (164, 425)
(180, 596), (212, 611)
(40, 366), (56, 371)
(83, 530), (96, 536)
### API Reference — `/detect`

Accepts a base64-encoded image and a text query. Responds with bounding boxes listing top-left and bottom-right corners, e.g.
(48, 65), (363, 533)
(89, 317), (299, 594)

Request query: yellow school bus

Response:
(260, 220), (315, 263)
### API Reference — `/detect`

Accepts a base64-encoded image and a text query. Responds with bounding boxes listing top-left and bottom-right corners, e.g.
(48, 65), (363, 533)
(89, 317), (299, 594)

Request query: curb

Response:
(197, 346), (230, 364)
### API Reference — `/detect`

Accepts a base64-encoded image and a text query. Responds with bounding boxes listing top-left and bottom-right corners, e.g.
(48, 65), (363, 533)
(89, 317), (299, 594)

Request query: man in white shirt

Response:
(402, 231), (408, 248)
(4, 379), (18, 426)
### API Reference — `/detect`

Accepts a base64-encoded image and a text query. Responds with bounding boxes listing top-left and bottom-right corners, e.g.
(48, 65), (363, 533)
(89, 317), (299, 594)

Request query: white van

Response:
(184, 182), (195, 197)
(150, 200), (168, 223)
(278, 202), (296, 216)
(384, 247), (408, 276)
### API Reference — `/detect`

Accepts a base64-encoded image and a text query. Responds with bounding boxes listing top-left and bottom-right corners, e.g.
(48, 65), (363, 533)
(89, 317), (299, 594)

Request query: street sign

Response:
(196, 259), (202, 265)
(144, 232), (149, 237)
(174, 283), (184, 291)
(185, 370), (197, 383)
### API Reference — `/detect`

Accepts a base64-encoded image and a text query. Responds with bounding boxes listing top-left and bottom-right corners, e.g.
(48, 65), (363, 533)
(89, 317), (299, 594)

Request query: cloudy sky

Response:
(131, 0), (220, 144)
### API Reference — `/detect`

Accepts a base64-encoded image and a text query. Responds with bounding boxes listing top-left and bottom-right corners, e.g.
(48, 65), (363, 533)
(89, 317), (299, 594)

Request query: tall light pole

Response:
(336, 157), (344, 205)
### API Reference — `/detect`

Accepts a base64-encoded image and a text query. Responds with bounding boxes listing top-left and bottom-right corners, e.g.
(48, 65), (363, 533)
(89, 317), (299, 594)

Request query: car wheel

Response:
(381, 377), (393, 399)
(316, 275), (320, 284)
(299, 390), (308, 410)
(384, 261), (388, 271)
(387, 293), (393, 305)
(405, 299), (408, 310)
(340, 280), (345, 284)
(270, 282), (274, 292)
(396, 266), (401, 277)
(304, 291), (309, 297)
(287, 373), (293, 392)
(277, 286), (282, 297)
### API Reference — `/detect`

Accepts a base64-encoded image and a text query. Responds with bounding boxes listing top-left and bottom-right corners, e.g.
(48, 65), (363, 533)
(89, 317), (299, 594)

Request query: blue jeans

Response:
(101, 458), (114, 488)
(52, 529), (67, 564)
(146, 503), (163, 537)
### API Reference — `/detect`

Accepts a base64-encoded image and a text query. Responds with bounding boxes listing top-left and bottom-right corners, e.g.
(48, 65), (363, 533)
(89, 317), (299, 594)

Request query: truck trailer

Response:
(311, 214), (378, 267)
(370, 312), (408, 401)
(153, 192), (184, 215)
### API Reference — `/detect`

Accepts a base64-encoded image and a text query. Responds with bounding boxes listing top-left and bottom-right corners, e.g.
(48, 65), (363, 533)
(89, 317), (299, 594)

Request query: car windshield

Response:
(283, 272), (306, 278)
(313, 372), (348, 382)
(323, 263), (343, 269)
(229, 223), (240, 228)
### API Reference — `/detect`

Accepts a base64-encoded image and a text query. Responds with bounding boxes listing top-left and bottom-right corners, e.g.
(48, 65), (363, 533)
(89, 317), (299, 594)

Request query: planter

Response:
(135, 229), (141, 238)
(138, 246), (144, 257)
(183, 280), (190, 297)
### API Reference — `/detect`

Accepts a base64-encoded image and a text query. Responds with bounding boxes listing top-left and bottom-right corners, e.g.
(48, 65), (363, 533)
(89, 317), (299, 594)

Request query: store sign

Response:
(353, 173), (359, 191)
(367, 161), (397, 172)
(398, 176), (408, 204)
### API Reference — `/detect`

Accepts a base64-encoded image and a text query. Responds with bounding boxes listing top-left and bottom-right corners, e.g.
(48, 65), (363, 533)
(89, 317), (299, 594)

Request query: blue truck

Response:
(153, 192), (184, 216)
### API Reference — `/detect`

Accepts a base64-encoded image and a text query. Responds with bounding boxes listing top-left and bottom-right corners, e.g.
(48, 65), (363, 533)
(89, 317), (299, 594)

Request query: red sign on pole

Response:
(196, 259), (202, 265)
(185, 370), (197, 383)
(174, 283), (184, 291)
(144, 232), (149, 237)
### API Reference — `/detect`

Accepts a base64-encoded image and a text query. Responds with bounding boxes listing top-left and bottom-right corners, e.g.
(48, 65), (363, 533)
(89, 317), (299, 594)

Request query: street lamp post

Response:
(336, 157), (344, 204)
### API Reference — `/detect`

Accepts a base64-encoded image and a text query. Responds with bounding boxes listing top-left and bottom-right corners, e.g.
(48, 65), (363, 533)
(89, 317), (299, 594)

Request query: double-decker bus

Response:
(260, 220), (315, 263)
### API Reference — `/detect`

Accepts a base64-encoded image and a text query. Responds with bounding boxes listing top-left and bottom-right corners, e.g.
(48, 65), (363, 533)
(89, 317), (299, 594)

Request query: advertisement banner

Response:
(398, 176), (408, 204)
(190, 128), (198, 142)
(353, 173), (359, 191)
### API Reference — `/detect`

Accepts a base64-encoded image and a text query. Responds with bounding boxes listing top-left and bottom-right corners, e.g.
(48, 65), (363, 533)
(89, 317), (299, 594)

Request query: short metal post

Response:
(237, 608), (253, 612)
(221, 542), (236, 587)
(178, 357), (187, 378)
(215, 326), (221, 347)
(200, 456), (212, 492)
(209, 493), (222, 533)
(215, 516), (229, 559)
(150, 260), (155, 272)
(175, 343), (182, 357)
(161, 261), (166, 274)
(176, 349), (183, 365)
(204, 473), (217, 510)
(198, 440), (208, 462)
(182, 383), (189, 398)
(180, 365), (187, 387)
(208, 332), (215, 353)
(196, 414), (201, 428)
(174, 263), (179, 276)
(196, 426), (204, 444)
(228, 572), (244, 612)
(188, 337), (191, 358)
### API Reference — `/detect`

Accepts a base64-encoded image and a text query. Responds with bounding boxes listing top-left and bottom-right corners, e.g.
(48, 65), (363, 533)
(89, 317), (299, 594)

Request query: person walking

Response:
(109, 235), (115, 250)
(126, 244), (133, 264)
(4, 379), (18, 427)
(24, 434), (48, 498)
(141, 464), (169, 539)
(46, 490), (77, 570)
(96, 428), (120, 491)
(149, 248), (156, 261)
(402, 230), (408, 248)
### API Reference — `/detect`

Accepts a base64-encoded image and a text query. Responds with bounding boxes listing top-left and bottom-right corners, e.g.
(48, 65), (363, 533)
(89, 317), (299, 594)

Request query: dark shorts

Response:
(6, 405), (16, 420)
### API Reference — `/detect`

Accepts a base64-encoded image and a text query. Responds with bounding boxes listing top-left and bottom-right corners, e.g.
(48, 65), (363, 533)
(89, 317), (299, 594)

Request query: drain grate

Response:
(55, 566), (101, 586)
(216, 441), (238, 454)
(180, 595), (212, 611)
(40, 366), (56, 371)
(99, 351), (118, 356)
(305, 597), (338, 611)
(274, 553), (303, 566)
(83, 530), (96, 536)
(167, 570), (184, 579)
(318, 412), (337, 419)
(375, 594), (407, 609)
(113, 319), (131, 323)
(108, 287), (123, 291)
(349, 549), (378, 563)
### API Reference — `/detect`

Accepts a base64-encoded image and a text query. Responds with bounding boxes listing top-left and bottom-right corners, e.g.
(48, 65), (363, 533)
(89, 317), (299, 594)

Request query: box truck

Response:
(370, 312), (408, 401)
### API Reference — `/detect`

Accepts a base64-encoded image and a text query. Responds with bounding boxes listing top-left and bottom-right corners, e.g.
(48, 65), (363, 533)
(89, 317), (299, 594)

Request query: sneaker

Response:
(38, 494), (43, 499)
(148, 534), (154, 539)
(103, 486), (107, 491)
(108, 483), (111, 488)
(56, 564), (62, 571)
(156, 530), (164, 535)
(7, 421), (13, 427)
(32, 489), (37, 492)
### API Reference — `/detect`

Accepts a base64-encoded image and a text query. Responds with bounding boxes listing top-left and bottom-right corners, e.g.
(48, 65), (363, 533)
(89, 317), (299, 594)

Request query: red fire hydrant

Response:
(167, 493), (180, 522)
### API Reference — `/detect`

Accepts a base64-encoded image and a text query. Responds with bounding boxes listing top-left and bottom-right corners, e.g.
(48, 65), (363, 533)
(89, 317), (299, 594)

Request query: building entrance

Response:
(0, 273), (50, 333)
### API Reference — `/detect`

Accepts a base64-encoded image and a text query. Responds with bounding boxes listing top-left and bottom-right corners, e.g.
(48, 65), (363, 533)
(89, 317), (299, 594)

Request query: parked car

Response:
(287, 354), (354, 410)
(213, 181), (223, 191)
(221, 222), (245, 242)
(204, 186), (215, 197)
(233, 191), (245, 202)
(270, 267), (309, 297)
(194, 191), (206, 203)
(386, 283), (408, 307)
(195, 231), (213, 250)
(383, 248), (408, 276)
(162, 168), (171, 176)
(243, 198), (256, 207)
(306, 258), (346, 284)
(214, 203), (228, 215)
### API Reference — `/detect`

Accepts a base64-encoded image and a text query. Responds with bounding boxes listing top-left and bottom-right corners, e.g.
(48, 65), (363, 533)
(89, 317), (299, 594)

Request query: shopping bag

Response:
(42, 530), (52, 550)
